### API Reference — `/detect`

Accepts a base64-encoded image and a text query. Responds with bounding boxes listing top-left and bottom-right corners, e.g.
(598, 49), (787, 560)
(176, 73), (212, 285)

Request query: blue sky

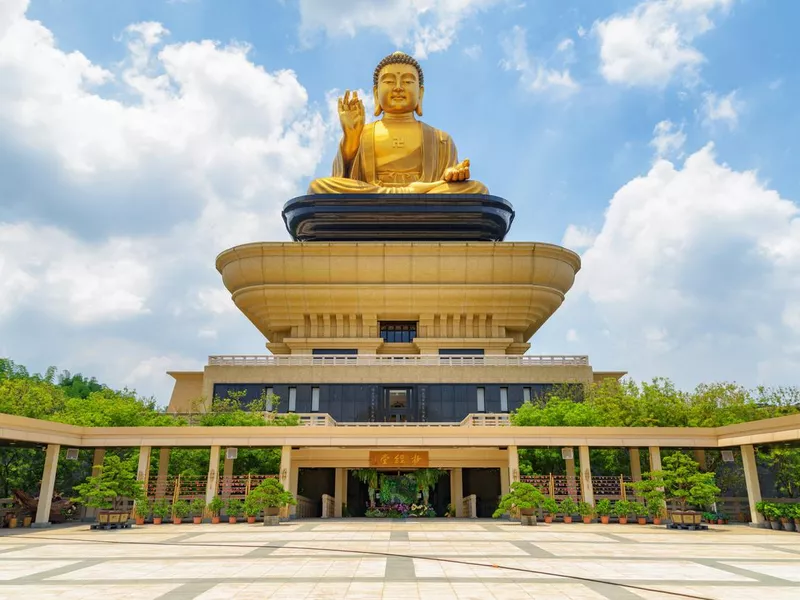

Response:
(1, 0), (799, 403)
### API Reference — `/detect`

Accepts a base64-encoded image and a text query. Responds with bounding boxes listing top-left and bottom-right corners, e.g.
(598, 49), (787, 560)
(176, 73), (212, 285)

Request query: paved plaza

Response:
(1, 520), (799, 599)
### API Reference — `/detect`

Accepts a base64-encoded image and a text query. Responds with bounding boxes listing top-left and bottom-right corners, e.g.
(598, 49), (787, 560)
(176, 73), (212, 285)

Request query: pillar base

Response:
(31, 522), (52, 528)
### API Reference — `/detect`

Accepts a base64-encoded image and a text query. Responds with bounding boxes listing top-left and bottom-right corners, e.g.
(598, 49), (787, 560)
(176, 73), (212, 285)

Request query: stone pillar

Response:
(564, 448), (578, 498)
(137, 446), (152, 487)
(205, 446), (220, 505)
(629, 448), (642, 501)
(91, 448), (106, 477)
(279, 446), (293, 518)
(334, 468), (345, 518)
(451, 468), (464, 517)
(222, 450), (235, 498)
(579, 445), (594, 506)
(693, 449), (707, 471)
(508, 445), (520, 487)
(155, 448), (170, 499)
(648, 446), (662, 472)
(33, 444), (60, 527)
(741, 444), (764, 525)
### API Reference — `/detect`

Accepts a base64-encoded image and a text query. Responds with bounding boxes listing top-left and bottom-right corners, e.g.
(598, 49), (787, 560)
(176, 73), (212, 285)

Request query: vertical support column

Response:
(564, 448), (577, 497)
(137, 446), (152, 488)
(155, 448), (170, 499)
(91, 448), (106, 476)
(222, 450), (234, 498)
(279, 446), (293, 519)
(334, 468), (345, 518)
(693, 449), (707, 471)
(629, 448), (642, 501)
(33, 444), (60, 527)
(648, 446), (662, 472)
(741, 444), (763, 526)
(579, 445), (594, 506)
(451, 468), (464, 517)
(205, 446), (220, 505)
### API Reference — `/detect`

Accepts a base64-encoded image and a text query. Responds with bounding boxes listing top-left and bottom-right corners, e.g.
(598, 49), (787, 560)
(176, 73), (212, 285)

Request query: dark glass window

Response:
(438, 349), (485, 356)
(312, 349), (358, 355)
(380, 322), (417, 343)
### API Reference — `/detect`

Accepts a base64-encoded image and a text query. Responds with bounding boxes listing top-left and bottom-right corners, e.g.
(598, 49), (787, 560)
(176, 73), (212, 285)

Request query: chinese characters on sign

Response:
(369, 451), (429, 467)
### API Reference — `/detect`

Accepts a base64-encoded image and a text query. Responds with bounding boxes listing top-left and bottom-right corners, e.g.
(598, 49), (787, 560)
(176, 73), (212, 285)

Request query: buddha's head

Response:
(373, 51), (424, 117)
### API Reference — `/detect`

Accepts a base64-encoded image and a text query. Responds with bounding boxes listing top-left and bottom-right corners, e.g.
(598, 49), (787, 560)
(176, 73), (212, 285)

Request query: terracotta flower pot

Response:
(8, 518), (17, 529)
(153, 517), (162, 525)
(247, 516), (257, 524)
(23, 516), (32, 527)
(229, 516), (238, 524)
(582, 516), (592, 524)
(544, 515), (553, 524)
(173, 518), (182, 525)
(211, 516), (220, 524)
(717, 519), (724, 525)
(618, 516), (628, 524)
(563, 516), (573, 524)
(193, 516), (202, 525)
(135, 516), (145, 525)
(600, 515), (609, 524)
(637, 517), (647, 525)
(653, 518), (662, 525)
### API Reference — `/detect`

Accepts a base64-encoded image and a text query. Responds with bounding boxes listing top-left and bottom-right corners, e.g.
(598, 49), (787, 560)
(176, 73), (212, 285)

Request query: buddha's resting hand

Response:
(443, 159), (470, 182)
(338, 90), (364, 163)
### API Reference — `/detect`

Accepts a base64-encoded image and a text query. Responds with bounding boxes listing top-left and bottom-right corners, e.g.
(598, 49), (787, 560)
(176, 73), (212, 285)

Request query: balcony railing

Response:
(168, 412), (510, 427)
(208, 354), (589, 367)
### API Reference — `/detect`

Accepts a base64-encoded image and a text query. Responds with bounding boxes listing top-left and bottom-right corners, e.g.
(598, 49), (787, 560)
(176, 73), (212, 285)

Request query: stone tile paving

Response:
(0, 520), (799, 599)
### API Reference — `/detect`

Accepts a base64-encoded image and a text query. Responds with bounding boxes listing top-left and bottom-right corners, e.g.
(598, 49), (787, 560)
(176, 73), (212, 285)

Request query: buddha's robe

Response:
(308, 121), (488, 194)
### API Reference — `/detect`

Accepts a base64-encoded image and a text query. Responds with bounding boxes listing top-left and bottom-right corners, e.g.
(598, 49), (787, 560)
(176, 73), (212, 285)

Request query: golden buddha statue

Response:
(308, 52), (488, 195)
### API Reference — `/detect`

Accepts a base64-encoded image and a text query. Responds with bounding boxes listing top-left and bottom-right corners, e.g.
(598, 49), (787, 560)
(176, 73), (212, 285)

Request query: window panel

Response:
(288, 387), (297, 412)
(311, 387), (320, 412)
(500, 387), (508, 412)
(476, 387), (485, 413)
(265, 387), (273, 411)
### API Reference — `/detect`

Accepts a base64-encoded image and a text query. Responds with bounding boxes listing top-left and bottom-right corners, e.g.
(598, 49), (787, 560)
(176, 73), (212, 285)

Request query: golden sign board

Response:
(369, 451), (429, 468)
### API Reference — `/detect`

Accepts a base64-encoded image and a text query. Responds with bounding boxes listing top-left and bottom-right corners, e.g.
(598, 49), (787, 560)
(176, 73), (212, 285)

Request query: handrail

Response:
(208, 354), (589, 367)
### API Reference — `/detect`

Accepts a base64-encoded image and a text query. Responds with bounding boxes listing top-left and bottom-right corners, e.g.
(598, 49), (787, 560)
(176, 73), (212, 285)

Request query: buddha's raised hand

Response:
(338, 90), (365, 138)
(443, 159), (470, 182)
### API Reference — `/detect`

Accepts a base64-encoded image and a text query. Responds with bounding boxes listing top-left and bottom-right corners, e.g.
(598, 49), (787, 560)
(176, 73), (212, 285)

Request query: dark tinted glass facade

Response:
(380, 322), (417, 343)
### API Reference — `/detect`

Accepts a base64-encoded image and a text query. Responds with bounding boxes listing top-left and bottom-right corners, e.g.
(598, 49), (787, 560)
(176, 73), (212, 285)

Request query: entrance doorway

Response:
(463, 468), (501, 518)
(297, 468), (335, 517)
(383, 388), (412, 422)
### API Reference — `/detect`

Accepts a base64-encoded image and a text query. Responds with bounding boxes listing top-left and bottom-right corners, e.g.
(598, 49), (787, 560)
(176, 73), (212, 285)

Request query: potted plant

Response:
(172, 499), (190, 524)
(559, 497), (577, 524)
(226, 498), (243, 524)
(353, 468), (379, 508)
(655, 453), (720, 527)
(134, 497), (151, 526)
(246, 478), (297, 525)
(715, 511), (728, 525)
(779, 504), (796, 532)
(208, 496), (224, 524)
(243, 495), (260, 523)
(445, 503), (455, 518)
(577, 501), (595, 524)
(791, 504), (800, 532)
(614, 500), (633, 524)
(647, 499), (666, 525)
(152, 499), (171, 525)
(190, 498), (206, 524)
(595, 499), (612, 524)
(71, 455), (143, 527)
(542, 497), (559, 524)
(493, 482), (544, 524)
(631, 502), (647, 525)
(761, 502), (782, 530)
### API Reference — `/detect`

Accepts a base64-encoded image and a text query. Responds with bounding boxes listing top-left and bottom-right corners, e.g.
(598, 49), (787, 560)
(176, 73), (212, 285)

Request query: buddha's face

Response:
(375, 63), (422, 115)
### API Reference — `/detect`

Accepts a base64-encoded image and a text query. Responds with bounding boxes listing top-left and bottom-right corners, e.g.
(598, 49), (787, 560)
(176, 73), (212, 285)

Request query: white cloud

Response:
(297, 0), (504, 59)
(650, 119), (686, 158)
(561, 140), (800, 385)
(0, 2), (329, 401)
(557, 38), (574, 53)
(562, 224), (597, 250)
(566, 329), (579, 342)
(500, 26), (579, 94)
(701, 90), (741, 128)
(463, 44), (482, 59)
(595, 0), (734, 87)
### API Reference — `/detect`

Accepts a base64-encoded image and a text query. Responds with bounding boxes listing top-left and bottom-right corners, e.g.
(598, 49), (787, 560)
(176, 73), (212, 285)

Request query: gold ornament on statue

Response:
(308, 51), (488, 195)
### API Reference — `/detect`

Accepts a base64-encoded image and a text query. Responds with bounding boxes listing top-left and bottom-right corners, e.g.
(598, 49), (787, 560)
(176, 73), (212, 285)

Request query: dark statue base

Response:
(282, 194), (514, 242)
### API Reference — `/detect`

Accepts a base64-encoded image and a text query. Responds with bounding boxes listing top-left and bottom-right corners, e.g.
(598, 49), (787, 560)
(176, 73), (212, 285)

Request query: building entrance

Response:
(297, 468), (335, 517)
(463, 468), (501, 518)
(382, 388), (412, 422)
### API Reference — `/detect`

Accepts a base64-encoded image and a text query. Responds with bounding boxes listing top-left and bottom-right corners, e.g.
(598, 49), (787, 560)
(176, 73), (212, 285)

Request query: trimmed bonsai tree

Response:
(172, 499), (190, 524)
(613, 499), (634, 524)
(577, 501), (595, 524)
(656, 453), (720, 515)
(226, 498), (243, 523)
(492, 482), (545, 519)
(247, 478), (296, 521)
(71, 454), (143, 520)
(190, 498), (206, 524)
(152, 499), (171, 524)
